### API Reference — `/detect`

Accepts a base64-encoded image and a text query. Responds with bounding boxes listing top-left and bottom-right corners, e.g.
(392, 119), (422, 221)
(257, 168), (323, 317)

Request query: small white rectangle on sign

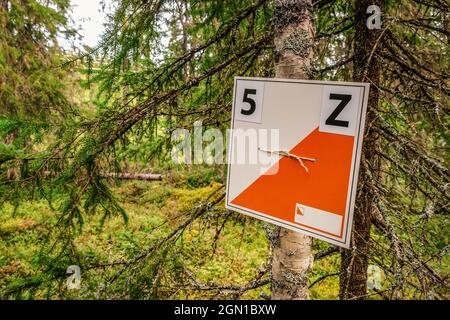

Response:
(234, 80), (265, 124)
(319, 85), (362, 137)
(294, 203), (343, 236)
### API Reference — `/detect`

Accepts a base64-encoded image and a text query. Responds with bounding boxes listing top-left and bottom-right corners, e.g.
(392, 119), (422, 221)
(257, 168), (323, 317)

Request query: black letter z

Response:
(325, 93), (351, 127)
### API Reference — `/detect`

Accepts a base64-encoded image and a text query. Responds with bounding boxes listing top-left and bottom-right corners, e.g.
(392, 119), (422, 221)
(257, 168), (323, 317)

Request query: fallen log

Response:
(101, 172), (163, 181)
(42, 171), (163, 181)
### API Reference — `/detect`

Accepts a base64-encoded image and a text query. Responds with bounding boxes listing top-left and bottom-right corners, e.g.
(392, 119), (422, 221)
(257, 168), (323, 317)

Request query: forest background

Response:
(0, 0), (448, 300)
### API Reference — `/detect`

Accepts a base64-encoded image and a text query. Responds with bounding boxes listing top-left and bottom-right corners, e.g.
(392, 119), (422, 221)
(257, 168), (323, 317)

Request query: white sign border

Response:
(226, 77), (370, 248)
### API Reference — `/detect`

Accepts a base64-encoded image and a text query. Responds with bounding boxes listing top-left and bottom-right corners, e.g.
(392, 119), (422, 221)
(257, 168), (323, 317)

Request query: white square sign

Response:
(226, 77), (370, 248)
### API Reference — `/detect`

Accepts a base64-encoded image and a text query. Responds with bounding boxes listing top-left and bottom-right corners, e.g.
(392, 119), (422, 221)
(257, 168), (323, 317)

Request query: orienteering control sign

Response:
(226, 77), (370, 248)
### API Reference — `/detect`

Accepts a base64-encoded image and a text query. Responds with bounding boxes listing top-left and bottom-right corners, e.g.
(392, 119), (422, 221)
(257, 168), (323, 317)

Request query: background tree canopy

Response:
(0, 0), (448, 300)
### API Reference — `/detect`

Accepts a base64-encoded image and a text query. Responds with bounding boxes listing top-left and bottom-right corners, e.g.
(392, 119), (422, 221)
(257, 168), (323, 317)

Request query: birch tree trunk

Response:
(271, 0), (315, 300)
(339, 0), (383, 300)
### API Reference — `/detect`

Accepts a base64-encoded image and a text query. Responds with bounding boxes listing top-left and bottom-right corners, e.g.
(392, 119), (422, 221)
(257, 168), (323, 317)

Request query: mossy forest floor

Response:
(1, 167), (342, 299)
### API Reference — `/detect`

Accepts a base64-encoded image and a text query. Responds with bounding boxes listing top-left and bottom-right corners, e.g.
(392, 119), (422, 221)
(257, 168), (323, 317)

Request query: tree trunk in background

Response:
(271, 0), (315, 300)
(339, 0), (383, 300)
(4, 129), (19, 180)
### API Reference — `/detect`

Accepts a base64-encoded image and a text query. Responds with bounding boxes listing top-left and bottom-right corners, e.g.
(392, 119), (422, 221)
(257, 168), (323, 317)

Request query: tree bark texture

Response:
(339, 0), (383, 300)
(271, 0), (315, 300)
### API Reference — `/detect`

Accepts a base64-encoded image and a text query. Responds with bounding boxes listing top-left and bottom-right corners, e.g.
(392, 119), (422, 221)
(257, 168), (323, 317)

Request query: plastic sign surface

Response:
(226, 77), (370, 248)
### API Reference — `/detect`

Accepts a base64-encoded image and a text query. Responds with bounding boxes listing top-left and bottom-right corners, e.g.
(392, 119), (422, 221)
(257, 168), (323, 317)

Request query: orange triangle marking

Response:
(231, 128), (355, 228)
(296, 204), (304, 216)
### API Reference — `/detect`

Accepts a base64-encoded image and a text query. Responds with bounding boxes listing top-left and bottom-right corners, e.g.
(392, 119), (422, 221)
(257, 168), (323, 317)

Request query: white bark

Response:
(271, 0), (315, 300)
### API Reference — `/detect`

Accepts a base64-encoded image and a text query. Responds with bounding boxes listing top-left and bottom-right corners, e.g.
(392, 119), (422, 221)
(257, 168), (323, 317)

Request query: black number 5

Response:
(241, 88), (257, 115)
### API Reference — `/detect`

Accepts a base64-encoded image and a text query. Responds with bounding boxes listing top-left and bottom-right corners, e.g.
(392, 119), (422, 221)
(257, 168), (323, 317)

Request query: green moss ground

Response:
(0, 170), (349, 299)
